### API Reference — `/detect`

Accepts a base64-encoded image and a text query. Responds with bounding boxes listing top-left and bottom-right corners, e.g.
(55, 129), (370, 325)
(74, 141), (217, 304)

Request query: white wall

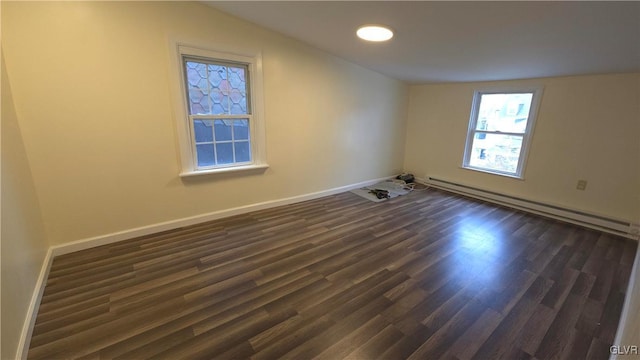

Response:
(1, 52), (49, 360)
(404, 73), (640, 223)
(1, 1), (408, 246)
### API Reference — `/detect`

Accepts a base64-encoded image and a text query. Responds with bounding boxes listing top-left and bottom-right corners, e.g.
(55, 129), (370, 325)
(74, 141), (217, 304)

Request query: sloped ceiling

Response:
(207, 1), (640, 83)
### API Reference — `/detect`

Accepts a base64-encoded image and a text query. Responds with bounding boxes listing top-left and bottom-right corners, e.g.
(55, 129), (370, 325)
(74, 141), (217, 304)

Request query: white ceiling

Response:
(206, 1), (640, 84)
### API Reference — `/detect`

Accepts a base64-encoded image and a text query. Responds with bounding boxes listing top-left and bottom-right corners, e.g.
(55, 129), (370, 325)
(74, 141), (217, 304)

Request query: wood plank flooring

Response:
(28, 187), (637, 359)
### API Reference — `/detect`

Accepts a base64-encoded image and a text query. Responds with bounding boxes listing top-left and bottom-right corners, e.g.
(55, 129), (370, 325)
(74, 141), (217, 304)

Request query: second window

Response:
(462, 88), (542, 178)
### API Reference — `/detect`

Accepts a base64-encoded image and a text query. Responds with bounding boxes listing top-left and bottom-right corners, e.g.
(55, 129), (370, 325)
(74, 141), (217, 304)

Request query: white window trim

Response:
(462, 85), (543, 179)
(168, 39), (268, 177)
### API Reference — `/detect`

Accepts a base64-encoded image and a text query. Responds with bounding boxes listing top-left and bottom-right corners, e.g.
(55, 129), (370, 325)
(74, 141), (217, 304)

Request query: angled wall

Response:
(1, 52), (49, 360)
(1, 1), (409, 246)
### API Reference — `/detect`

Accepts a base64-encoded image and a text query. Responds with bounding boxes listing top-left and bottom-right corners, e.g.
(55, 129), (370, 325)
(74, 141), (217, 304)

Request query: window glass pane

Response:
(186, 62), (208, 90)
(208, 66), (229, 115)
(229, 91), (247, 115)
(469, 133), (523, 174)
(228, 66), (246, 92)
(196, 144), (215, 167)
(209, 91), (228, 115)
(216, 143), (234, 164)
(228, 67), (248, 114)
(188, 88), (208, 115)
(476, 93), (533, 133)
(194, 120), (213, 142)
(207, 64), (226, 89)
(214, 120), (232, 141)
(233, 119), (249, 140)
(234, 141), (251, 162)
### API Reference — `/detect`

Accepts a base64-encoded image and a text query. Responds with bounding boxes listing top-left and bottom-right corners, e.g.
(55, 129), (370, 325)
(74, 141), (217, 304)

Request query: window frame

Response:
(169, 41), (267, 177)
(462, 86), (543, 179)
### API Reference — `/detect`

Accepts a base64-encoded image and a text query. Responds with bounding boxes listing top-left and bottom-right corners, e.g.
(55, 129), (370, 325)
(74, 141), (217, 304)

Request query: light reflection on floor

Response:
(450, 216), (509, 291)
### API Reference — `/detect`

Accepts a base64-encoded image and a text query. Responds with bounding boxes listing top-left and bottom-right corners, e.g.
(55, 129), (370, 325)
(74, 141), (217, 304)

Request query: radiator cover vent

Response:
(424, 177), (637, 240)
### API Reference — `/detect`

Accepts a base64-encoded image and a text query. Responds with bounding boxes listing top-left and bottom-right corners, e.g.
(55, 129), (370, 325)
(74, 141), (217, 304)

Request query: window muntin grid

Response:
(183, 57), (253, 168)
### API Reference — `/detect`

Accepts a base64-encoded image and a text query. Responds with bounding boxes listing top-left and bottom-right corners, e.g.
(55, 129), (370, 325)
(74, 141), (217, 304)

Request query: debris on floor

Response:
(350, 179), (414, 203)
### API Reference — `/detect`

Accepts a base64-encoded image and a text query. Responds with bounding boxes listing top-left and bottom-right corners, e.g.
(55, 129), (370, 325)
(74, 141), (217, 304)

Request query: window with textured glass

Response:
(183, 57), (252, 168)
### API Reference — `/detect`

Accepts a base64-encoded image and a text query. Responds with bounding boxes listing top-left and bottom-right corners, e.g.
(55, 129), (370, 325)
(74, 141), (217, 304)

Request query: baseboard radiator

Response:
(423, 177), (639, 240)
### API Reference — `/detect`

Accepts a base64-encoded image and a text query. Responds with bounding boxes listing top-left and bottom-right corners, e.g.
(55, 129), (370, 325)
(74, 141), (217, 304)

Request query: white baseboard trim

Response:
(419, 176), (638, 240)
(18, 174), (637, 359)
(21, 176), (391, 357)
(611, 247), (640, 360)
(16, 248), (53, 360)
(50, 176), (393, 257)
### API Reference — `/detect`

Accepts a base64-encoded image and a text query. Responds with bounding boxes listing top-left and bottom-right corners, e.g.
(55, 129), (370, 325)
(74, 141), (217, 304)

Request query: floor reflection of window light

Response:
(453, 220), (504, 285)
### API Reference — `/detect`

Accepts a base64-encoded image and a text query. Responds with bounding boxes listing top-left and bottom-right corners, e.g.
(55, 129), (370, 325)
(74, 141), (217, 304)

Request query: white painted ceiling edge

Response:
(206, 1), (640, 84)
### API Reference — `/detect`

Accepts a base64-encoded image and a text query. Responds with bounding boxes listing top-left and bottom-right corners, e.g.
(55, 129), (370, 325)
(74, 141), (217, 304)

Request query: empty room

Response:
(2, 1), (639, 359)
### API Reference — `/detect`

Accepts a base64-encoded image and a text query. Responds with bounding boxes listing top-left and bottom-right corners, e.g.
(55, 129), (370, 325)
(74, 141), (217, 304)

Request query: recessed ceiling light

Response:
(356, 25), (394, 42)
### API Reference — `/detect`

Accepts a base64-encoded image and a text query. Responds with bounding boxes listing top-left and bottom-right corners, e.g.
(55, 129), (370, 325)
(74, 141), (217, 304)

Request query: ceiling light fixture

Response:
(356, 25), (393, 42)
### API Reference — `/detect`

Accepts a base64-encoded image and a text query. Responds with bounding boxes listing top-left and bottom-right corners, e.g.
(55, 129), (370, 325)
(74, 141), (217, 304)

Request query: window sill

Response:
(180, 163), (269, 178)
(460, 165), (524, 180)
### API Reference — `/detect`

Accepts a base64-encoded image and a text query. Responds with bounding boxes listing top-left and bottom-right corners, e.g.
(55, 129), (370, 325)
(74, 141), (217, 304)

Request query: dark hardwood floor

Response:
(28, 187), (637, 359)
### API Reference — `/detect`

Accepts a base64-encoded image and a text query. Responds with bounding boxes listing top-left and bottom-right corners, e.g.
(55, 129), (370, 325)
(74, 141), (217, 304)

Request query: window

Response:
(462, 88), (542, 178)
(171, 43), (267, 176)
(185, 58), (252, 168)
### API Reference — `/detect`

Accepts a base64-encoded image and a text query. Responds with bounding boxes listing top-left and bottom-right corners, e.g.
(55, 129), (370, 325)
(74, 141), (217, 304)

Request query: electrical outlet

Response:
(576, 180), (587, 191)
